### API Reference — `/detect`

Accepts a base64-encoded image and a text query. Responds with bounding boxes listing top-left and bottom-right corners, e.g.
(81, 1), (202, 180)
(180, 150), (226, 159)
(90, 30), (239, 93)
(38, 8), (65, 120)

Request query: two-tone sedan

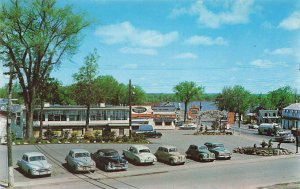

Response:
(17, 152), (52, 177)
(91, 149), (128, 171)
(155, 145), (185, 165)
(186, 145), (215, 162)
(204, 142), (231, 160)
(123, 145), (157, 165)
(65, 149), (96, 173)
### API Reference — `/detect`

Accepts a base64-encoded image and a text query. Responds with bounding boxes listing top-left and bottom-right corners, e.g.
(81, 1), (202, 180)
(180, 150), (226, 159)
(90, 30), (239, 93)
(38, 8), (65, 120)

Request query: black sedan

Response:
(91, 149), (128, 171)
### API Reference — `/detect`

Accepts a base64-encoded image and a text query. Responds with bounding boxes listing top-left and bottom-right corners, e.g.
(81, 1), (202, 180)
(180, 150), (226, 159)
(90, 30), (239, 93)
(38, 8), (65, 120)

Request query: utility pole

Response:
(6, 62), (15, 187)
(128, 79), (132, 139)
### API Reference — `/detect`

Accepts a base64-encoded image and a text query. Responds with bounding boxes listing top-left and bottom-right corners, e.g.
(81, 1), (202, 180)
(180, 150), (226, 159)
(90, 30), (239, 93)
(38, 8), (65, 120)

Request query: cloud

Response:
(174, 52), (198, 59)
(95, 21), (178, 47)
(184, 35), (227, 45)
(171, 0), (254, 28)
(250, 59), (288, 68)
(264, 48), (293, 56)
(250, 59), (272, 68)
(120, 47), (157, 55)
(279, 12), (300, 30)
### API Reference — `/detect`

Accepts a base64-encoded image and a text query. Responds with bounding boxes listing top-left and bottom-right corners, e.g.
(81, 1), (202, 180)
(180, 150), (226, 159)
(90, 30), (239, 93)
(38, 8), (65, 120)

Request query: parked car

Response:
(154, 145), (185, 165)
(91, 149), (128, 171)
(141, 131), (162, 138)
(179, 124), (197, 130)
(204, 142), (231, 160)
(248, 124), (259, 129)
(65, 149), (96, 173)
(17, 152), (52, 176)
(274, 134), (295, 143)
(186, 145), (215, 162)
(123, 145), (157, 165)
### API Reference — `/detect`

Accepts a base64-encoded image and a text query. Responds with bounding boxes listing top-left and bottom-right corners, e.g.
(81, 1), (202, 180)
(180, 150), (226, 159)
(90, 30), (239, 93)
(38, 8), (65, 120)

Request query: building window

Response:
(165, 122), (171, 126)
(265, 113), (268, 117)
(155, 122), (162, 126)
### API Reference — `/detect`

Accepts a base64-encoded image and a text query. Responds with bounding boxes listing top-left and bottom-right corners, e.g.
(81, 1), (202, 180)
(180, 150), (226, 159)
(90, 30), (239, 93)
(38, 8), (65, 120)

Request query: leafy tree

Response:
(217, 85), (251, 127)
(73, 50), (99, 130)
(267, 86), (294, 113)
(131, 85), (146, 105)
(0, 0), (89, 139)
(94, 75), (120, 105)
(58, 85), (77, 105)
(174, 81), (204, 122)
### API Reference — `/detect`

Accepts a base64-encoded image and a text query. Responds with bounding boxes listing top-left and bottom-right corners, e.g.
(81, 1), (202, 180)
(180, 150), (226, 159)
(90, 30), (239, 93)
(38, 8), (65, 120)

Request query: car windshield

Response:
(29, 156), (45, 161)
(139, 149), (150, 153)
(104, 152), (118, 157)
(199, 146), (208, 150)
(169, 148), (177, 152)
(75, 152), (90, 158)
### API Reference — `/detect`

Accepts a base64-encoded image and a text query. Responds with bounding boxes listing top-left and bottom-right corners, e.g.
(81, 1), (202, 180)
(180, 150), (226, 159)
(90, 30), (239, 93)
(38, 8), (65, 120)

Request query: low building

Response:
(0, 99), (24, 142)
(281, 103), (300, 129)
(131, 106), (154, 130)
(33, 104), (130, 137)
(258, 110), (280, 125)
(152, 102), (177, 130)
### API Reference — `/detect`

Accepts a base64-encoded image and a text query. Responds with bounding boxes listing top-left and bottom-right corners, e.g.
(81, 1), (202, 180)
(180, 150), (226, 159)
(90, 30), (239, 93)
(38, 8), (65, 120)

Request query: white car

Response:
(17, 152), (52, 176)
(65, 149), (96, 173)
(123, 145), (157, 165)
(179, 124), (197, 130)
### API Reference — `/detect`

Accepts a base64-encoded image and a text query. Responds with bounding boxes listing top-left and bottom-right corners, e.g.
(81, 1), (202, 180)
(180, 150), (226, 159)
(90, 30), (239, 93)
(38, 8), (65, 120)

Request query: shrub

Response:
(122, 135), (129, 142)
(70, 132), (77, 143)
(84, 130), (94, 139)
(102, 129), (115, 142)
(261, 140), (267, 148)
(132, 133), (145, 142)
(268, 139), (273, 148)
(44, 129), (55, 140)
(63, 130), (70, 139)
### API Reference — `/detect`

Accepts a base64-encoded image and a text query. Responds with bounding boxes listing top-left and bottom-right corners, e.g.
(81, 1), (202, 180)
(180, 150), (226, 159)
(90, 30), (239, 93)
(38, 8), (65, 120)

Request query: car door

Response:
(21, 155), (28, 171)
(160, 148), (168, 162)
(190, 145), (197, 158)
(67, 151), (74, 166)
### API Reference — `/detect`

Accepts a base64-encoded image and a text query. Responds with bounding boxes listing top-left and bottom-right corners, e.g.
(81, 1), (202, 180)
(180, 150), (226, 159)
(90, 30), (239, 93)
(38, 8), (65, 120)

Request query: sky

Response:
(1, 0), (300, 94)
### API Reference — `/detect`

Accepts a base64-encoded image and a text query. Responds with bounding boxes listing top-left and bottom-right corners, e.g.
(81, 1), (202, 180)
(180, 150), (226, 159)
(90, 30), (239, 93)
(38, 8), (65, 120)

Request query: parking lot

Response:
(0, 126), (297, 186)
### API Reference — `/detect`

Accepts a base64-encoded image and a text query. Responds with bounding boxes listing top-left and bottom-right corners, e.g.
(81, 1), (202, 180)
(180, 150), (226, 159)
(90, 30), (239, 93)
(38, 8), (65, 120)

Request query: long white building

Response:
(281, 103), (300, 129)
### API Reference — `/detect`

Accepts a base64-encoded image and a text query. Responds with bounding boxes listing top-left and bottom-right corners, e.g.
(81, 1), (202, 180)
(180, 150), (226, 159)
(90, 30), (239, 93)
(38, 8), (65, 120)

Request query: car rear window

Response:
(139, 149), (150, 153)
(75, 152), (90, 158)
(29, 156), (45, 161)
(169, 148), (177, 152)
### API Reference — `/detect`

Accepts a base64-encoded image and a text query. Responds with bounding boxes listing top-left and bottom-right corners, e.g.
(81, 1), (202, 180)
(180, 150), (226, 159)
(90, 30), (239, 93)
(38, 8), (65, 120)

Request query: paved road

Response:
(0, 128), (298, 189)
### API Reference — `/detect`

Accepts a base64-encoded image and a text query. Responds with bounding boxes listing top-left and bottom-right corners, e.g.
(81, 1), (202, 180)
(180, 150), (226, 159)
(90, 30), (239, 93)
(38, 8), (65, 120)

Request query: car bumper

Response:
(76, 165), (96, 172)
(32, 169), (52, 176)
(107, 165), (128, 171)
(216, 154), (231, 159)
(202, 157), (215, 161)
(140, 159), (157, 164)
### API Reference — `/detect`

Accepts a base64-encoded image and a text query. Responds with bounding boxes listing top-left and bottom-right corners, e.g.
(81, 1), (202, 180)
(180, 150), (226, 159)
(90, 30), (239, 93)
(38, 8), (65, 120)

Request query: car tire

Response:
(169, 159), (174, 165)
(104, 165), (109, 171)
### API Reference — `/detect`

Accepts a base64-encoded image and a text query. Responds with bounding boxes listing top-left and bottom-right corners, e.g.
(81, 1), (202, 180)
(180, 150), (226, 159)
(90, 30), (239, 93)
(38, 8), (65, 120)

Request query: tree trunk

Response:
(25, 102), (34, 139)
(39, 100), (44, 139)
(25, 88), (36, 140)
(86, 104), (90, 130)
(184, 102), (188, 123)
